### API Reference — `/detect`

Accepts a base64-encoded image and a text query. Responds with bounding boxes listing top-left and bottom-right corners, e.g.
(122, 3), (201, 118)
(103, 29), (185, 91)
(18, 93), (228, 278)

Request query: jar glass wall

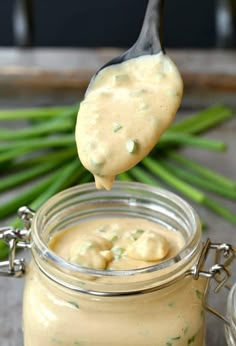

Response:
(23, 182), (206, 346)
(225, 283), (236, 346)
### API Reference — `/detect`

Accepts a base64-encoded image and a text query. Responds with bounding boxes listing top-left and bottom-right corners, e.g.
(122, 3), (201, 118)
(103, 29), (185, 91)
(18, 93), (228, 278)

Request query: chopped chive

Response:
(184, 326), (189, 335)
(195, 290), (203, 299)
(126, 139), (138, 153)
(130, 89), (146, 96)
(136, 229), (144, 234)
(111, 235), (119, 243)
(168, 89), (180, 97)
(130, 230), (145, 241)
(139, 102), (149, 111)
(51, 337), (63, 344)
(156, 72), (165, 80)
(114, 74), (130, 84)
(172, 336), (181, 340)
(188, 334), (196, 344)
(113, 123), (123, 133)
(68, 301), (80, 309)
(113, 247), (125, 260)
(90, 157), (105, 168)
(96, 227), (105, 233)
(130, 235), (138, 241)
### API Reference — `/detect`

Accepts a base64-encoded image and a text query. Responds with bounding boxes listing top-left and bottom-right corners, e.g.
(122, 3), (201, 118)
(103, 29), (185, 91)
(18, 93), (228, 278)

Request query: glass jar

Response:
(225, 283), (236, 345)
(0, 182), (235, 346)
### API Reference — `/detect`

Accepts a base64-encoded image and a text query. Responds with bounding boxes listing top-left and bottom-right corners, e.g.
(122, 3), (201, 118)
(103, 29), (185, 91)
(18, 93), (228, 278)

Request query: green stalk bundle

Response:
(0, 103), (235, 260)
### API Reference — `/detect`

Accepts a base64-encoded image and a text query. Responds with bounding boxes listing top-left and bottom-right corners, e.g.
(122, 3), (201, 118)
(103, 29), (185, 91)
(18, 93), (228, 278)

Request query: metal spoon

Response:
(87, 0), (164, 91)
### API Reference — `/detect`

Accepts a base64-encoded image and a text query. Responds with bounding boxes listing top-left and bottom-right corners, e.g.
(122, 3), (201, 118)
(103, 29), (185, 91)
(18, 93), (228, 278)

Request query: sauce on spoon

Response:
(75, 52), (183, 189)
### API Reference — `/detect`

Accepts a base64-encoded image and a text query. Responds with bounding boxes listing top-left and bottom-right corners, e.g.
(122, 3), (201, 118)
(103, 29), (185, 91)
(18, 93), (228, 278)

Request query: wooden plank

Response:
(1, 49), (236, 74)
(0, 49), (236, 92)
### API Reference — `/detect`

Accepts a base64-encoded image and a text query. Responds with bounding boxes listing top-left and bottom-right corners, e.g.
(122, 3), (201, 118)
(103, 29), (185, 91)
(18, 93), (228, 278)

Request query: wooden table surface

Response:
(0, 48), (235, 346)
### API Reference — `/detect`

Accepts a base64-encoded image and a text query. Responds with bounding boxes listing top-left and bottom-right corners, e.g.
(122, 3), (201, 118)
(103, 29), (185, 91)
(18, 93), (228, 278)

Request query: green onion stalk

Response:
(0, 104), (235, 260)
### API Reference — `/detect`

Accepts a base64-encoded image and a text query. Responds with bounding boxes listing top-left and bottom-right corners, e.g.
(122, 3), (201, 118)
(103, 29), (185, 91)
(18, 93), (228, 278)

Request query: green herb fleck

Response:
(156, 72), (165, 80)
(166, 342), (172, 346)
(130, 89), (146, 96)
(90, 157), (105, 168)
(126, 139), (138, 154)
(111, 235), (119, 243)
(79, 241), (93, 254)
(131, 234), (138, 241)
(51, 338), (63, 344)
(74, 342), (81, 345)
(188, 335), (196, 344)
(131, 229), (144, 241)
(139, 102), (149, 111)
(96, 227), (105, 233)
(183, 326), (188, 335)
(195, 289), (203, 299)
(168, 302), (175, 307)
(171, 336), (181, 340)
(136, 229), (144, 234)
(114, 74), (130, 84)
(100, 90), (111, 96)
(113, 123), (123, 133)
(68, 301), (80, 309)
(168, 89), (180, 97)
(113, 247), (125, 260)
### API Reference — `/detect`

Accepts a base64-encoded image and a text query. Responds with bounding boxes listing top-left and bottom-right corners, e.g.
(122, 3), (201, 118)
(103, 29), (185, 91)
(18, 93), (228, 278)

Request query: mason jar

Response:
(225, 283), (236, 345)
(0, 182), (235, 346)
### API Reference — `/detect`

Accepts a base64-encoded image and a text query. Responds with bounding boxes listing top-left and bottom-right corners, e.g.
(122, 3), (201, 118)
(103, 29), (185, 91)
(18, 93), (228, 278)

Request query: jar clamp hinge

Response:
(0, 206), (35, 277)
(190, 238), (235, 326)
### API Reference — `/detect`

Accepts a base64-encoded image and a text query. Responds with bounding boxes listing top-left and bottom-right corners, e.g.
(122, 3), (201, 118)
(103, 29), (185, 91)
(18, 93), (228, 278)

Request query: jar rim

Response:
(31, 182), (202, 280)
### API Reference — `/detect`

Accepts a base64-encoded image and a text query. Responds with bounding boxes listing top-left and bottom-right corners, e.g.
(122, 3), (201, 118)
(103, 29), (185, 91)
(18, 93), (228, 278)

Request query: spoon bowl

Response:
(76, 0), (183, 190)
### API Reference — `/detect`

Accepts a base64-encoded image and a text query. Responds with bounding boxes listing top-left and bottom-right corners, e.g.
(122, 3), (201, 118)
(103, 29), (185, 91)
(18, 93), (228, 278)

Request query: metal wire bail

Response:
(191, 239), (236, 326)
(0, 206), (35, 277)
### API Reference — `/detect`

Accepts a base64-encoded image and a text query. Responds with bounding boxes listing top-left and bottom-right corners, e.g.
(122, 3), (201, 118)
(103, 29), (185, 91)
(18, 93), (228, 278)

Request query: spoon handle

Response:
(134, 0), (165, 55)
(88, 0), (165, 78)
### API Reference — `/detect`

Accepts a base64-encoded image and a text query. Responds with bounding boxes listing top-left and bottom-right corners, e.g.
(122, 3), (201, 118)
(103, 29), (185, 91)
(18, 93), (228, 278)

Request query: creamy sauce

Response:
(75, 53), (183, 189)
(49, 218), (185, 271)
(24, 218), (206, 346)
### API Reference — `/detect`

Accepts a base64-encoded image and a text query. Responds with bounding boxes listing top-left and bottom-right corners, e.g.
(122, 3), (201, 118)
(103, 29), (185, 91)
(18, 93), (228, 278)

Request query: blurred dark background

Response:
(0, 0), (235, 48)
